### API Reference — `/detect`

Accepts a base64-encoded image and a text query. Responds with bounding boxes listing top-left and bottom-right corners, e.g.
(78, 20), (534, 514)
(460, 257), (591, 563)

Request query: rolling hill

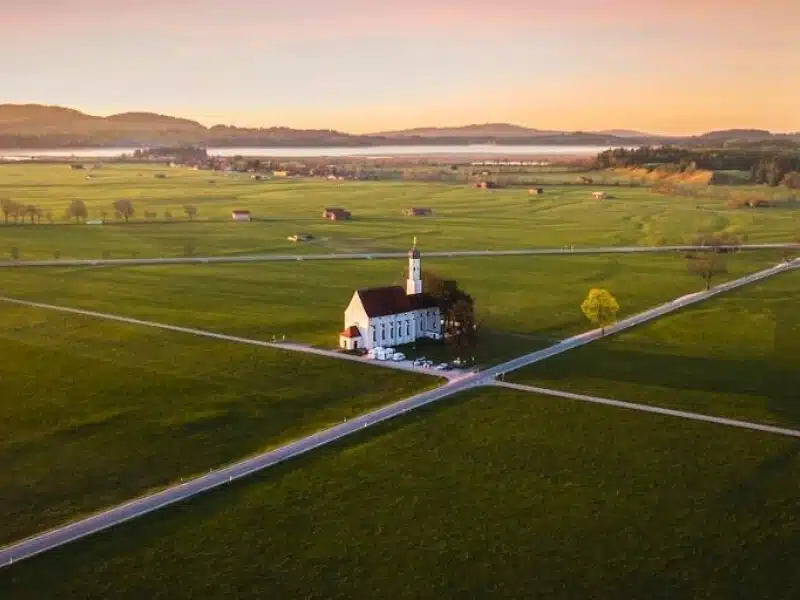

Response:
(0, 104), (794, 149)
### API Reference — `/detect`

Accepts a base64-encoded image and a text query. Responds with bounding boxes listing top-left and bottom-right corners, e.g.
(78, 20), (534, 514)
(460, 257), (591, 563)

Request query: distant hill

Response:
(592, 129), (652, 138)
(369, 123), (560, 138)
(696, 129), (774, 141)
(0, 104), (790, 150)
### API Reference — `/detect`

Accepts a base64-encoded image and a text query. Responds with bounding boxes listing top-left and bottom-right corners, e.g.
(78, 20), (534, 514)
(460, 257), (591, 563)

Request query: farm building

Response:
(154, 173), (167, 179)
(272, 171), (288, 177)
(745, 199), (771, 208)
(322, 208), (352, 221)
(528, 188), (544, 195)
(70, 164), (85, 170)
(403, 207), (433, 217)
(288, 233), (314, 242)
(231, 210), (252, 221)
(251, 175), (264, 181)
(472, 181), (498, 189)
(592, 191), (607, 200)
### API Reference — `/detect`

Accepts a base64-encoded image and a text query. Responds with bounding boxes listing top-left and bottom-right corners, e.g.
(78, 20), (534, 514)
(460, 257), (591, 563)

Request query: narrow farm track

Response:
(494, 381), (800, 439)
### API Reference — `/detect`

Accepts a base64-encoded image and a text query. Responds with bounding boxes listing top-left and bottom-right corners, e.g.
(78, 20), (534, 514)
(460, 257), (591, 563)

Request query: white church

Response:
(339, 240), (442, 351)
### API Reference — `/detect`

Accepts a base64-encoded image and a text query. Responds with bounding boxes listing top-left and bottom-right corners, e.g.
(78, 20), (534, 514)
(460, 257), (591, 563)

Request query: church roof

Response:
(356, 286), (439, 318)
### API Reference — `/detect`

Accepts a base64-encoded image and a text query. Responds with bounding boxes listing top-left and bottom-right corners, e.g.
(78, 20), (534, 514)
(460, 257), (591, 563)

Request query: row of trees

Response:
(1, 199), (52, 224)
(27, 200), (199, 224)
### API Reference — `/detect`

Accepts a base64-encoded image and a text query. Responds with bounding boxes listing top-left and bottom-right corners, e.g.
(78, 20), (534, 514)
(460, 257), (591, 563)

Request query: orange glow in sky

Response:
(2, 0), (798, 133)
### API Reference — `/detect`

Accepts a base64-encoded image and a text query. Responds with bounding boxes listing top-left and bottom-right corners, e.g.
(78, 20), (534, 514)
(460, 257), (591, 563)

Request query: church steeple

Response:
(406, 236), (422, 295)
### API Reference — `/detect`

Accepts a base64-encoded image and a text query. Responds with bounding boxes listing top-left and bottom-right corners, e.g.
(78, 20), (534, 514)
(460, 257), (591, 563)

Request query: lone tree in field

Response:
(687, 252), (728, 290)
(66, 199), (88, 224)
(113, 199), (135, 222)
(581, 288), (620, 335)
(184, 205), (197, 220)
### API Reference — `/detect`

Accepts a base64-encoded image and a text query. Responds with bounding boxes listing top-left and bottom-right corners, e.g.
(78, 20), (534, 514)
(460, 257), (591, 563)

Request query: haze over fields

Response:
(2, 0), (797, 135)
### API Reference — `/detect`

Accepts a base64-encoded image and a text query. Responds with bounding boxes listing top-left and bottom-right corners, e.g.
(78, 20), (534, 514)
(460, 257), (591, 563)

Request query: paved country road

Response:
(494, 381), (800, 439)
(0, 243), (795, 269)
(0, 258), (796, 568)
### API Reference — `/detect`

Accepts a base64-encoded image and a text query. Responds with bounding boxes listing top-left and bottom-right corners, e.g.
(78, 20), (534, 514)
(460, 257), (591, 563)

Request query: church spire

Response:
(406, 237), (422, 295)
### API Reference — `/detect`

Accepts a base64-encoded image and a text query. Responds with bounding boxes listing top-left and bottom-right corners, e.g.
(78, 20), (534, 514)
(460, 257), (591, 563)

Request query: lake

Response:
(0, 144), (618, 160)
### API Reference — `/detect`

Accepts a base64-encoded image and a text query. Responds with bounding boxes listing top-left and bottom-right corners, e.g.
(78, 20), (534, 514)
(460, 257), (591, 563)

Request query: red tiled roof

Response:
(231, 209), (251, 214)
(340, 325), (362, 338)
(356, 286), (439, 318)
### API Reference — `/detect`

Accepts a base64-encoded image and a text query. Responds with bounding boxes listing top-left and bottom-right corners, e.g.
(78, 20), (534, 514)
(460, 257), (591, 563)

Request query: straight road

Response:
(0, 299), (462, 380)
(495, 381), (800, 439)
(0, 258), (796, 568)
(0, 243), (795, 269)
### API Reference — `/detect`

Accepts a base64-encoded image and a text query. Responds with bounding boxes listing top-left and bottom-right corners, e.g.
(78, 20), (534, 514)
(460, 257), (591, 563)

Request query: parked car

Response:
(412, 358), (426, 366)
(435, 363), (450, 371)
(391, 352), (406, 362)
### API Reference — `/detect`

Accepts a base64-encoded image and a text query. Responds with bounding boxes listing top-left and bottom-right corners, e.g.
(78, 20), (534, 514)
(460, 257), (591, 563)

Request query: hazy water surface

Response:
(0, 144), (616, 159)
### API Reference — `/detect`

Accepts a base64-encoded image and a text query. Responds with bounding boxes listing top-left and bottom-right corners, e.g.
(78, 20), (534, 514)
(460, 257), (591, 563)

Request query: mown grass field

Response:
(2, 386), (798, 599)
(0, 163), (797, 260)
(0, 251), (782, 365)
(0, 304), (437, 545)
(511, 269), (800, 428)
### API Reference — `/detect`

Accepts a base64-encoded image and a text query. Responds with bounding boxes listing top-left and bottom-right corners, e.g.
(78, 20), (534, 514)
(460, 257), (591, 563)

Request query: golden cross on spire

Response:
(413, 236), (417, 249)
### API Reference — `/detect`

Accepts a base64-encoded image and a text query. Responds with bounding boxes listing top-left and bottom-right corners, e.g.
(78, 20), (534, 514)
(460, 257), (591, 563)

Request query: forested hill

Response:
(0, 104), (797, 149)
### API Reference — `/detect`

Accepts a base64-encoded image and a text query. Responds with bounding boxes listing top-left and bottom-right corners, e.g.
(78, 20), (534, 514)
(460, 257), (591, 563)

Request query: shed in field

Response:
(322, 208), (352, 221)
(231, 210), (252, 221)
(403, 207), (433, 217)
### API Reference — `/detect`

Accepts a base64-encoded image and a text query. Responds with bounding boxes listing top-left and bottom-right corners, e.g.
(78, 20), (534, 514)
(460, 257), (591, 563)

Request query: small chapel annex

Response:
(339, 239), (442, 351)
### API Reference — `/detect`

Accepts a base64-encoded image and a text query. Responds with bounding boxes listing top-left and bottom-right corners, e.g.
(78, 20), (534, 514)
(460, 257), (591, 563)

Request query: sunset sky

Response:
(2, 0), (798, 133)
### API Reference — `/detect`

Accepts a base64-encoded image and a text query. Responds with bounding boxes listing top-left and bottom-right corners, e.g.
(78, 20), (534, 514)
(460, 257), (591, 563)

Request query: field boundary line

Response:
(494, 381), (800, 439)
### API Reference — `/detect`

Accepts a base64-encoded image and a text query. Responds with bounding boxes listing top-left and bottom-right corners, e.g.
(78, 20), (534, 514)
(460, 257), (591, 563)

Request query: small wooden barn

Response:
(403, 207), (433, 217)
(322, 208), (352, 221)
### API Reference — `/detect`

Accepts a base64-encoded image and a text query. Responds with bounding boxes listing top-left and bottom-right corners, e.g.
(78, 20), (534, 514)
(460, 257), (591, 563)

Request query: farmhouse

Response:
(472, 181), (498, 189)
(403, 207), (433, 217)
(323, 207), (351, 220)
(288, 233), (313, 242)
(231, 210), (252, 221)
(529, 188), (544, 195)
(592, 191), (607, 200)
(339, 239), (442, 351)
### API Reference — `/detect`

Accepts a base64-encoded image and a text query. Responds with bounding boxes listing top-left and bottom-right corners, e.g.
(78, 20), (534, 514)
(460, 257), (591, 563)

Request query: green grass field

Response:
(0, 304), (437, 545)
(2, 386), (798, 599)
(0, 251), (781, 365)
(510, 270), (800, 428)
(1, 164), (797, 260)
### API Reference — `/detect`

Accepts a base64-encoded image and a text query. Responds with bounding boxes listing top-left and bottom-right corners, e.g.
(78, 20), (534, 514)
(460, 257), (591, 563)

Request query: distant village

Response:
(124, 147), (557, 184)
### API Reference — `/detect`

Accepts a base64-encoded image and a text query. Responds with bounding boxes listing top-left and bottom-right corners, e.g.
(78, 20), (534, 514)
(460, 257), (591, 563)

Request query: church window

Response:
(406, 321), (410, 336)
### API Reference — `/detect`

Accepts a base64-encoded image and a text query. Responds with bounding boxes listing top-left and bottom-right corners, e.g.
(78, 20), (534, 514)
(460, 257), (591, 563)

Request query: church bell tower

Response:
(406, 236), (422, 295)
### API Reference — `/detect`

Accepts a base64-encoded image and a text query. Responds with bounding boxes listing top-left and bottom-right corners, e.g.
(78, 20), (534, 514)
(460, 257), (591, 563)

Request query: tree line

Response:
(1, 198), (197, 225)
(595, 147), (800, 188)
